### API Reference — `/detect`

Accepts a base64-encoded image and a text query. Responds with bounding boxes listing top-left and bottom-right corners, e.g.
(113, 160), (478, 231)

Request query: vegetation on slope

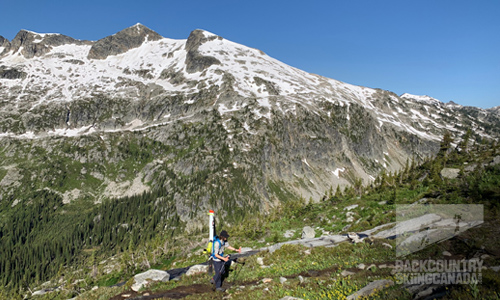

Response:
(0, 132), (497, 299)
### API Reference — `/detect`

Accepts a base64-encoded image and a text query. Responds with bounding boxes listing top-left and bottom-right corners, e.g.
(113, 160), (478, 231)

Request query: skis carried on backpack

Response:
(203, 209), (217, 274)
(203, 210), (217, 257)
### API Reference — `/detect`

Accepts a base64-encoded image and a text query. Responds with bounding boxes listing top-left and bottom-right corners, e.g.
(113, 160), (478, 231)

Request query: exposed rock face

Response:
(87, 23), (163, 59)
(374, 214), (442, 239)
(4, 30), (90, 58)
(253, 77), (280, 95)
(0, 36), (10, 54)
(440, 168), (460, 179)
(489, 106), (500, 116)
(0, 24), (499, 222)
(184, 29), (222, 73)
(0, 65), (27, 79)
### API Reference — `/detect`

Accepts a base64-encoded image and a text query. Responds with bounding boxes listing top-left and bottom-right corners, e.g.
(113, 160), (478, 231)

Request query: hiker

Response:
(211, 230), (241, 292)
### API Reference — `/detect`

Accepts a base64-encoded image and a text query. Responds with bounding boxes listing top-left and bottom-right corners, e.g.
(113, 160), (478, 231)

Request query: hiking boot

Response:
(216, 287), (225, 292)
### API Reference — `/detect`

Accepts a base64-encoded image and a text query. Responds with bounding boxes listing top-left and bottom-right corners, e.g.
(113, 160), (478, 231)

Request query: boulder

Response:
(284, 230), (296, 238)
(344, 204), (359, 211)
(185, 264), (209, 276)
(465, 164), (477, 172)
(346, 211), (355, 223)
(256, 257), (264, 266)
(440, 168), (460, 179)
(346, 279), (394, 300)
(301, 226), (315, 239)
(131, 269), (170, 292)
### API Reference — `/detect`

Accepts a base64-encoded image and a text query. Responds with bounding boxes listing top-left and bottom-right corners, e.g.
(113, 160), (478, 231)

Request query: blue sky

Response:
(1, 0), (499, 108)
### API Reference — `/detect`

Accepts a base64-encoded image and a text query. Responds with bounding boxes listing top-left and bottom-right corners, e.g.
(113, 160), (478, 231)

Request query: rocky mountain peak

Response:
(87, 23), (163, 60)
(3, 30), (90, 59)
(184, 29), (222, 73)
(400, 93), (441, 105)
(0, 35), (10, 47)
(489, 106), (500, 115)
(185, 29), (221, 52)
(0, 36), (10, 56)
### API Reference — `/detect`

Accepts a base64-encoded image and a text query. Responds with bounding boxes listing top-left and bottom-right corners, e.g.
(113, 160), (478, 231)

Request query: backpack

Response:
(204, 236), (223, 259)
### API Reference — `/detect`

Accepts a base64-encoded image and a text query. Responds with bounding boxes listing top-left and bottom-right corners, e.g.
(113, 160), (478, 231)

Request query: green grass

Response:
(2, 132), (500, 299)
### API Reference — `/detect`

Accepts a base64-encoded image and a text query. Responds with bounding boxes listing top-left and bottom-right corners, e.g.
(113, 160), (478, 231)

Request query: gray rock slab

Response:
(240, 247), (253, 253)
(341, 270), (355, 277)
(359, 222), (396, 236)
(263, 235), (348, 253)
(374, 213), (442, 239)
(440, 168), (460, 179)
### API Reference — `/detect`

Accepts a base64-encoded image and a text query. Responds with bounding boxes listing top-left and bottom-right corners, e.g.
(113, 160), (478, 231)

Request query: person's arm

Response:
(227, 245), (242, 253)
(215, 252), (229, 262)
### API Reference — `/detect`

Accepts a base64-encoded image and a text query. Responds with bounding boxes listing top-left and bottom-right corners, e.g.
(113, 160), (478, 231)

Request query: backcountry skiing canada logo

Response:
(393, 204), (484, 285)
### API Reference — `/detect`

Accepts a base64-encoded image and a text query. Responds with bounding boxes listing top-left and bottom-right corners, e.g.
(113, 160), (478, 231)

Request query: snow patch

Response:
(218, 102), (242, 115)
(401, 93), (441, 104)
(302, 158), (311, 168)
(332, 168), (345, 178)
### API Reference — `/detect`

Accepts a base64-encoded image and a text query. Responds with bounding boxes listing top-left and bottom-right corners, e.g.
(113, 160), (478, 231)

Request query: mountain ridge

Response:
(0, 23), (499, 215)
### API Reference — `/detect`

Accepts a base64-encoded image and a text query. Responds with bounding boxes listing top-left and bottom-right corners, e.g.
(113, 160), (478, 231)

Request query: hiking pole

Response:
(232, 260), (242, 283)
(207, 258), (213, 275)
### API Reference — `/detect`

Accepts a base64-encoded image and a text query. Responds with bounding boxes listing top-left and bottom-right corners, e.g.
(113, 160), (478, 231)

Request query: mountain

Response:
(1, 23), (500, 294)
(0, 23), (499, 221)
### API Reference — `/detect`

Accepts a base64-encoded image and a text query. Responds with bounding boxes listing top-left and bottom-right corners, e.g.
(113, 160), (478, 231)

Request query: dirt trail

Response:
(109, 284), (210, 300)
(108, 264), (349, 300)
